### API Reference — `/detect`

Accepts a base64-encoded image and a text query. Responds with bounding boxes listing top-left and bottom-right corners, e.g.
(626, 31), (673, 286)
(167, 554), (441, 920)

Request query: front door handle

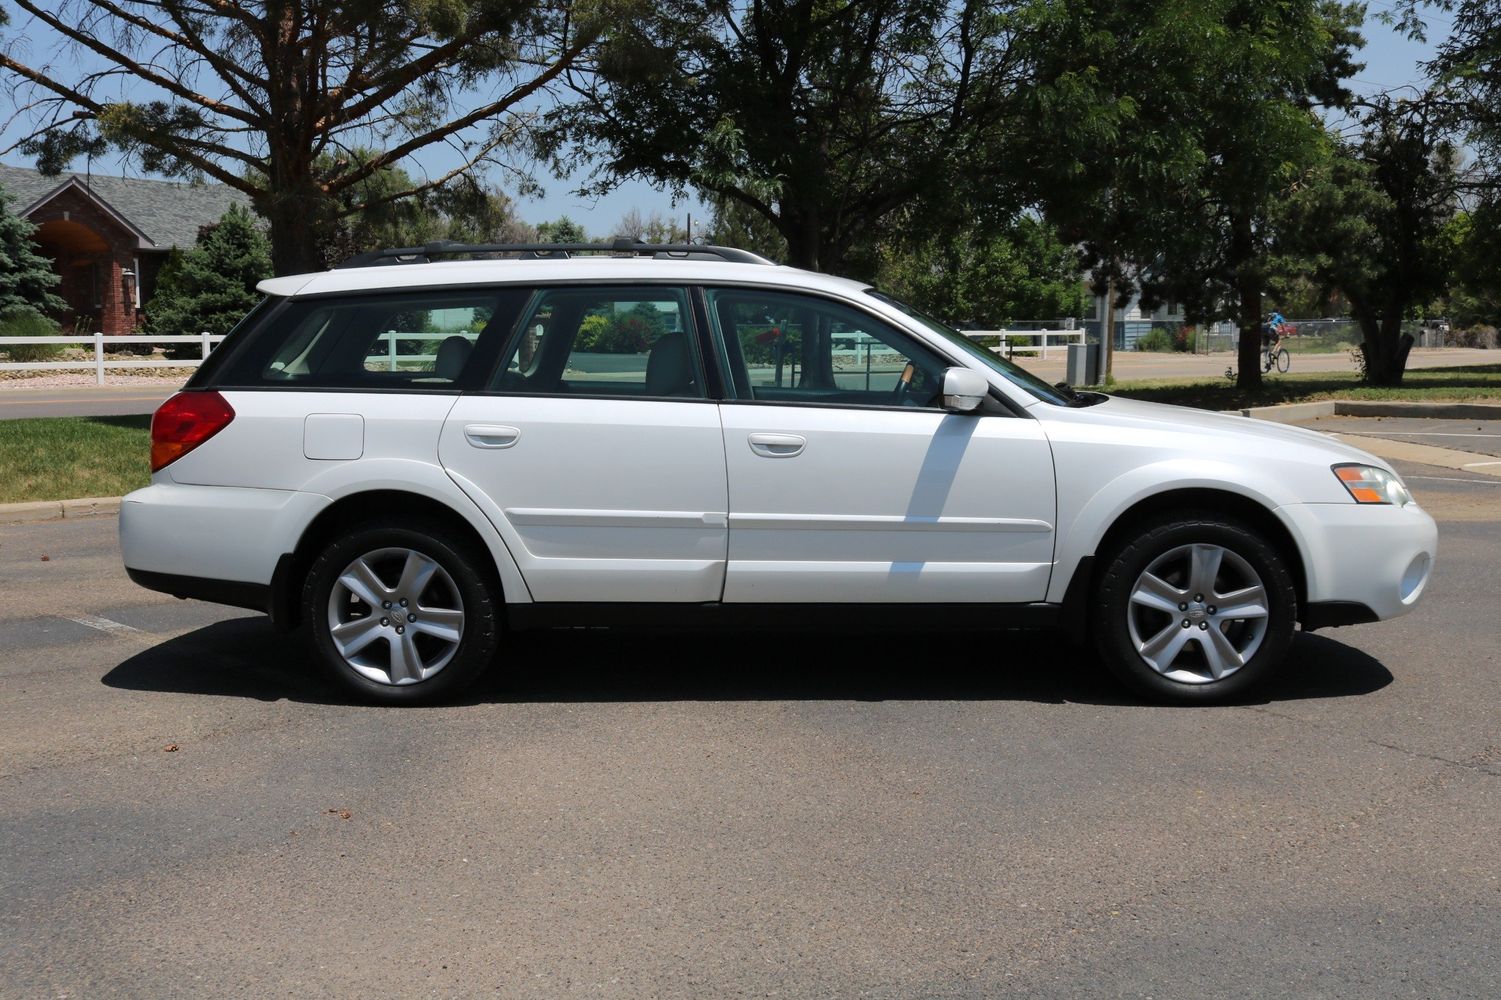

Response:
(464, 423), (521, 449)
(747, 432), (806, 458)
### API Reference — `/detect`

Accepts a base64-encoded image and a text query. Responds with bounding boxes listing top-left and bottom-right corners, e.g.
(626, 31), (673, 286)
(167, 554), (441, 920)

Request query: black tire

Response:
(302, 518), (501, 705)
(1091, 511), (1297, 703)
(1275, 348), (1290, 373)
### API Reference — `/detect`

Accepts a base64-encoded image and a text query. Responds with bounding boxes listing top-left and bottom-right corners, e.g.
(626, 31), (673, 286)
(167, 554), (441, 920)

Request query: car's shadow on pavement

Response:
(102, 617), (1394, 708)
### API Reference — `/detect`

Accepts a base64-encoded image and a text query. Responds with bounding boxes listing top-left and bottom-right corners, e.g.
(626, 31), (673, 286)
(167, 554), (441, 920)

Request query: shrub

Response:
(1455, 325), (1498, 349)
(1136, 327), (1174, 352)
(574, 313), (612, 351)
(575, 303), (667, 354)
(0, 308), (63, 362)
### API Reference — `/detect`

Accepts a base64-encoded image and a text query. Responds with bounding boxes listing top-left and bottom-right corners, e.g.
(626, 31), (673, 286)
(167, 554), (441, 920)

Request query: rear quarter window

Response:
(211, 289), (524, 391)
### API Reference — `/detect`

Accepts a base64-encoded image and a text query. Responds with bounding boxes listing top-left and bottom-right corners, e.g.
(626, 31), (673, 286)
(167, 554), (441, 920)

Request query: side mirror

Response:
(940, 367), (988, 413)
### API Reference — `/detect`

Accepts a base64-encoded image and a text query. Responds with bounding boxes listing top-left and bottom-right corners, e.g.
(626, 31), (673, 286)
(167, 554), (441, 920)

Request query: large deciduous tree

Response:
(1279, 98), (1461, 384)
(0, 0), (596, 275)
(875, 214), (1085, 327)
(1021, 0), (1364, 388)
(544, 0), (1029, 275)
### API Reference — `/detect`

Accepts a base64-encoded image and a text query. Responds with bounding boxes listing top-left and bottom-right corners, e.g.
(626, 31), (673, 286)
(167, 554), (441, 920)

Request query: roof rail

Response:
(333, 238), (775, 269)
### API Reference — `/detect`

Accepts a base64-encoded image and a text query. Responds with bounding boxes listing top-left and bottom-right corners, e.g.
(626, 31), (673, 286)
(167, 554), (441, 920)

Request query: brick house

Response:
(0, 164), (250, 335)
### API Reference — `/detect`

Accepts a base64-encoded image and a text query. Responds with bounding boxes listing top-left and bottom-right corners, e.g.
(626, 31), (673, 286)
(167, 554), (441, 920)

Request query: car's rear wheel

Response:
(1092, 512), (1297, 702)
(303, 520), (499, 704)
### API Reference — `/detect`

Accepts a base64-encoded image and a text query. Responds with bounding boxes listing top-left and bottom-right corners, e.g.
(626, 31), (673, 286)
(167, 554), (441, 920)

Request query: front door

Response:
(705, 287), (1056, 604)
(440, 285), (728, 603)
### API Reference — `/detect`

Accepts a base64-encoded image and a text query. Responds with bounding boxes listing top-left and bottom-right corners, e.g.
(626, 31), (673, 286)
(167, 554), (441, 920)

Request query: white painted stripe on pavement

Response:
(63, 614), (140, 635)
(1408, 476), (1501, 485)
(1358, 432), (1501, 438)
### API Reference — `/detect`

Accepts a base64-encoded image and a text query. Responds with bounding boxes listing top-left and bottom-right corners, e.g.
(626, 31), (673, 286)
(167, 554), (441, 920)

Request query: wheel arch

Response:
(1056, 486), (1311, 638)
(270, 488), (527, 630)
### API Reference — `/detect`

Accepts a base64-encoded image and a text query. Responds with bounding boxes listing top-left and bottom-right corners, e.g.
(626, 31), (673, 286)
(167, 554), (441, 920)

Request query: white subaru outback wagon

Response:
(121, 242), (1437, 705)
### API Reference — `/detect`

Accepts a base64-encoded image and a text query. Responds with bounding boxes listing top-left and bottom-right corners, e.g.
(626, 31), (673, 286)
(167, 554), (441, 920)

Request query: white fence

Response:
(0, 333), (226, 384)
(964, 329), (1086, 361)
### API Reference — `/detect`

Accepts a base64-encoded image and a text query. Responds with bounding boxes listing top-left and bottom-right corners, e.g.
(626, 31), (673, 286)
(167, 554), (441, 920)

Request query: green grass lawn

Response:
(1104, 363), (1501, 410)
(0, 415), (151, 503)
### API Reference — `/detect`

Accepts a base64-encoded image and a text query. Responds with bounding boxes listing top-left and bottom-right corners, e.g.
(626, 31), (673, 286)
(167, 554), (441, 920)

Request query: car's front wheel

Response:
(303, 520), (500, 704)
(1092, 512), (1297, 702)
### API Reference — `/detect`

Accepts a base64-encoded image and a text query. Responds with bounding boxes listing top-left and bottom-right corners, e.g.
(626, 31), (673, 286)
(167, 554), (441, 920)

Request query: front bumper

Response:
(1279, 500), (1438, 623)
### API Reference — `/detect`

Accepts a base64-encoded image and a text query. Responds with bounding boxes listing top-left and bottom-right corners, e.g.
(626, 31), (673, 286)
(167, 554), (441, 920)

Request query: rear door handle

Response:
(747, 432), (806, 458)
(464, 423), (521, 449)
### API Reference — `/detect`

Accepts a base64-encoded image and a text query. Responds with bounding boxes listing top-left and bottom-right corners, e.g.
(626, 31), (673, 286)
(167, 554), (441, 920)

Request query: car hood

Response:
(1077, 395), (1385, 466)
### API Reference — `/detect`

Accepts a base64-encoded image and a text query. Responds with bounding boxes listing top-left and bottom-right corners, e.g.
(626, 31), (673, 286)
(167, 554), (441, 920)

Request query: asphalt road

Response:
(0, 384), (176, 420)
(2, 462), (1498, 998)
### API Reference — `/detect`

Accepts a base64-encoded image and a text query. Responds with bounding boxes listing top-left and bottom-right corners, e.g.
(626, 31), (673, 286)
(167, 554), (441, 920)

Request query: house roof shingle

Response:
(0, 162), (251, 250)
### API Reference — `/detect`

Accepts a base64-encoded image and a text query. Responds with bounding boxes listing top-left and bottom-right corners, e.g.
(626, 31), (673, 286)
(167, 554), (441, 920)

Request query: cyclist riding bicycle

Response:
(1262, 311), (1289, 373)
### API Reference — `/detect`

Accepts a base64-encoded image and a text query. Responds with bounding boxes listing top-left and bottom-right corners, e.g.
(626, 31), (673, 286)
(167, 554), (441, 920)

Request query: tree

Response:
(875, 215), (1085, 327)
(1279, 98), (1462, 384)
(535, 216), (590, 244)
(0, 183), (65, 320)
(145, 204), (272, 353)
(1020, 0), (1364, 388)
(0, 0), (595, 275)
(703, 193), (787, 260)
(546, 0), (1026, 275)
(611, 208), (686, 244)
(1448, 206), (1501, 329)
(317, 157), (536, 265)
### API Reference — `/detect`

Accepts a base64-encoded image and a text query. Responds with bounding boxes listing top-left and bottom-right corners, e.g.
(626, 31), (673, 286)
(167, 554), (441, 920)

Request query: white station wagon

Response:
(121, 242), (1437, 704)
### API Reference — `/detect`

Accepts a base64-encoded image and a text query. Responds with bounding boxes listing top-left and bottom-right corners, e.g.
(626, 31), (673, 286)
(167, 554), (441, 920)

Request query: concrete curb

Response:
(1229, 399), (1501, 422)
(0, 496), (121, 525)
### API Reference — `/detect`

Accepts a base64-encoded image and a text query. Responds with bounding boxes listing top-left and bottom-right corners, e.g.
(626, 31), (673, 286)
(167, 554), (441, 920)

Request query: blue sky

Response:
(0, 8), (1442, 235)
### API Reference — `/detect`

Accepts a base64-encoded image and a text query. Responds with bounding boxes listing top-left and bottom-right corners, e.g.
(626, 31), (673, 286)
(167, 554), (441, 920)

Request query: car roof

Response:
(258, 258), (874, 300)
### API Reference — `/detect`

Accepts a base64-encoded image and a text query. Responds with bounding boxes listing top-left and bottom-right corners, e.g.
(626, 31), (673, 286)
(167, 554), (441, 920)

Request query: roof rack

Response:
(333, 238), (775, 269)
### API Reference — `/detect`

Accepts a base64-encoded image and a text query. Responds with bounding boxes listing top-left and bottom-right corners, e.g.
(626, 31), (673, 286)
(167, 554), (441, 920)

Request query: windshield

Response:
(864, 290), (1077, 406)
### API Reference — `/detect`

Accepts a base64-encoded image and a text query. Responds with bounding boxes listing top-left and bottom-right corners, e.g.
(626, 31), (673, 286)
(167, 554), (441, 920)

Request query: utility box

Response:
(1066, 342), (1101, 387)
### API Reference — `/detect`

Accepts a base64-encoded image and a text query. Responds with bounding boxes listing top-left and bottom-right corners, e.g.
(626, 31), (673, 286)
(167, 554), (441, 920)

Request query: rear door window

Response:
(489, 286), (704, 399)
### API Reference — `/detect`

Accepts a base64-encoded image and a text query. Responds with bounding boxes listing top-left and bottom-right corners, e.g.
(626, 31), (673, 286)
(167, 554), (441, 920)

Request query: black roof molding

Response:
(333, 239), (775, 269)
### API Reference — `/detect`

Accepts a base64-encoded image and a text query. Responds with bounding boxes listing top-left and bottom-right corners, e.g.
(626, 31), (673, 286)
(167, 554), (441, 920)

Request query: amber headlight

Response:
(1333, 464), (1413, 506)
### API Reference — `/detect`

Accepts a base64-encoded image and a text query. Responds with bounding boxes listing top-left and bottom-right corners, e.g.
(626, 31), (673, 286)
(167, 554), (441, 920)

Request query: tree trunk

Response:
(1231, 211), (1262, 391)
(257, 169), (326, 276)
(1357, 308), (1414, 386)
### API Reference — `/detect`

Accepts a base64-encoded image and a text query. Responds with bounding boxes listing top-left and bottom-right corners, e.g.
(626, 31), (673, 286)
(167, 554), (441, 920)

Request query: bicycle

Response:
(1262, 339), (1289, 374)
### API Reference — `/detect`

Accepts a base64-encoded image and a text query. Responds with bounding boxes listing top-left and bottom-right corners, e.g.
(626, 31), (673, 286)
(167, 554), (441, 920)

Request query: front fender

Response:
(1045, 459), (1313, 604)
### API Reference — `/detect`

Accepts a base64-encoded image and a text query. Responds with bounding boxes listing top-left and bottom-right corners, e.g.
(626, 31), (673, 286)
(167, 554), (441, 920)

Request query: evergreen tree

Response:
(0, 183), (65, 320)
(536, 217), (589, 244)
(145, 204), (272, 357)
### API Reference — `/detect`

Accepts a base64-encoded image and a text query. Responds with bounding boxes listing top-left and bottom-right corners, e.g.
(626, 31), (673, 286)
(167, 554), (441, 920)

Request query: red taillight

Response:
(150, 391), (235, 472)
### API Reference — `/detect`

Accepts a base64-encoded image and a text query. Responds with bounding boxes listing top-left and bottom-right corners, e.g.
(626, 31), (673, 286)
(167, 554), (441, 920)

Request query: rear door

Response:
(705, 286), (1057, 604)
(439, 285), (729, 603)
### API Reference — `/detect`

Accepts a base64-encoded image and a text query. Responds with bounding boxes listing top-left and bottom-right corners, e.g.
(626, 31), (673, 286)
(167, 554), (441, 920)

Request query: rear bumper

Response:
(120, 481), (328, 591)
(125, 568), (270, 613)
(1280, 500), (1438, 623)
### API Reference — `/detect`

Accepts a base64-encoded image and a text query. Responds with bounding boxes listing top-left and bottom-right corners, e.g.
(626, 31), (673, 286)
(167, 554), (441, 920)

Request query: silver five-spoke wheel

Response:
(326, 547), (466, 686)
(1126, 543), (1269, 684)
